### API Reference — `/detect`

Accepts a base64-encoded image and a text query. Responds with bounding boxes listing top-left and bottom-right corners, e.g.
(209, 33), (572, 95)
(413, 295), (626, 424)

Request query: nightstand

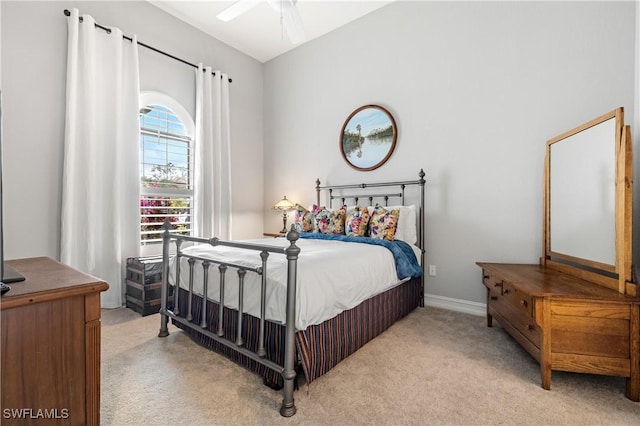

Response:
(263, 232), (285, 237)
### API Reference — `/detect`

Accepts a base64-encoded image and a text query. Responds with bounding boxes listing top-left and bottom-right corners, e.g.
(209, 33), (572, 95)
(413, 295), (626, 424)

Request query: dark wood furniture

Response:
(478, 262), (639, 400)
(1, 257), (109, 425)
(125, 256), (167, 316)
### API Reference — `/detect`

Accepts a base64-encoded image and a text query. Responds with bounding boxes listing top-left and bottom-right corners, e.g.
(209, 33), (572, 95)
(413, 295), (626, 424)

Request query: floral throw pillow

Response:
(345, 206), (370, 237)
(313, 205), (347, 234)
(369, 204), (400, 241)
(293, 204), (315, 232)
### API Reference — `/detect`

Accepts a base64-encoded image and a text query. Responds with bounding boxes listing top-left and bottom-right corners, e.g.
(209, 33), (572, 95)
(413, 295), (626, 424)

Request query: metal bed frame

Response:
(316, 168), (426, 305)
(157, 170), (425, 417)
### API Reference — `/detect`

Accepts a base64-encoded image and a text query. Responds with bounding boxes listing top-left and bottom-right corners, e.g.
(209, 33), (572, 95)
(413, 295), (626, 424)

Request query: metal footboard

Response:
(157, 220), (301, 417)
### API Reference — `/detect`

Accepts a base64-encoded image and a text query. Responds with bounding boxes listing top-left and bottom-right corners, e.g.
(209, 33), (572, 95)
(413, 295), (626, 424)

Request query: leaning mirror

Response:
(340, 105), (397, 171)
(543, 107), (633, 294)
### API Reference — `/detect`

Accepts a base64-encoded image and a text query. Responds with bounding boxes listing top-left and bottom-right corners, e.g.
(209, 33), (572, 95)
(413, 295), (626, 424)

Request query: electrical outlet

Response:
(428, 265), (437, 276)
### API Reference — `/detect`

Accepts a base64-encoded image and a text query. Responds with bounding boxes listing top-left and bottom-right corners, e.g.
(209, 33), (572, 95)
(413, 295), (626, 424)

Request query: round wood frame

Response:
(339, 105), (397, 171)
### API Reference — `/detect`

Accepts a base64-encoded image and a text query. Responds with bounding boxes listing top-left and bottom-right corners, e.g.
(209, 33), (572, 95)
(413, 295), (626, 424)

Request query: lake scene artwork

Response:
(341, 105), (396, 170)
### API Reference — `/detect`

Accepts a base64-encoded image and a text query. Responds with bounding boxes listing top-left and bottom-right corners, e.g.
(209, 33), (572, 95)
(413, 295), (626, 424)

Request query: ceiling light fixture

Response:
(216, 0), (305, 44)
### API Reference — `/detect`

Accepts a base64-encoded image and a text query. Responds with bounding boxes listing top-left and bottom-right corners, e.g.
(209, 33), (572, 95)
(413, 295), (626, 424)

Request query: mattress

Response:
(170, 237), (421, 330)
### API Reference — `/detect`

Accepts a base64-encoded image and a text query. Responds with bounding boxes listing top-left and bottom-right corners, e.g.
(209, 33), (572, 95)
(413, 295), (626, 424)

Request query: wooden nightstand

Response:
(263, 232), (285, 237)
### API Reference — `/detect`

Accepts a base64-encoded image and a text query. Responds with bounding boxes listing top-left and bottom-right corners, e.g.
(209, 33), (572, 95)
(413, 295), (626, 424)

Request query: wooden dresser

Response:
(477, 262), (640, 401)
(1, 257), (109, 425)
(476, 109), (640, 402)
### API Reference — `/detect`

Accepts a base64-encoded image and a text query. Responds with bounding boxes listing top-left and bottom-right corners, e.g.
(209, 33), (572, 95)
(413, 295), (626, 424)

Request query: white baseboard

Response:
(424, 293), (486, 317)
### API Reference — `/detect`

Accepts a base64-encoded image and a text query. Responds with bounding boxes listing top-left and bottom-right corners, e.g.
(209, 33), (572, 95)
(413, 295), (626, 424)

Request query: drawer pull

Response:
(494, 281), (503, 288)
(503, 288), (510, 295)
(520, 300), (528, 307)
(490, 296), (498, 301)
(527, 324), (534, 331)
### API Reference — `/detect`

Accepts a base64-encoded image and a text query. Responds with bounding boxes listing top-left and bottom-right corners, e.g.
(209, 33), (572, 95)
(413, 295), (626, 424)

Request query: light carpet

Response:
(100, 306), (640, 425)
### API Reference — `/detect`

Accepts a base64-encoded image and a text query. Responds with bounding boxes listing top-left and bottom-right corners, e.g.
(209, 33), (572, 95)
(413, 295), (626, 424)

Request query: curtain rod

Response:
(63, 9), (232, 83)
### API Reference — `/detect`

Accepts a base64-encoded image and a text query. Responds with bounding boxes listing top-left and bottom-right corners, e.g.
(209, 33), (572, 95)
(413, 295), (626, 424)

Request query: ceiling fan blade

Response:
(282, 5), (305, 44)
(217, 0), (260, 22)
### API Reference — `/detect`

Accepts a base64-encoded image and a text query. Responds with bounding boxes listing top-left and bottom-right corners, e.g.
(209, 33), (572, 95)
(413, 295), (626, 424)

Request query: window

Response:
(139, 94), (194, 249)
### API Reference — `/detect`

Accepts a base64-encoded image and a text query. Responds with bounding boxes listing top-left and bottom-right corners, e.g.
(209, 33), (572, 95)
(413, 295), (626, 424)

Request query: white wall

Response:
(2, 1), (636, 307)
(263, 1), (637, 304)
(1, 1), (264, 261)
(0, 3), (2, 90)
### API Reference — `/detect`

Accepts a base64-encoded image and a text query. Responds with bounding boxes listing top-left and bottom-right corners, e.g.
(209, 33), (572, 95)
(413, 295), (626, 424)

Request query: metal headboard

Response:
(315, 169), (426, 306)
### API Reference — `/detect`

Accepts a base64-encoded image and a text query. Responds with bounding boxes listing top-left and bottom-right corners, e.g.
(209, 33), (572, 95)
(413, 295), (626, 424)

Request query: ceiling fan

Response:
(216, 0), (306, 44)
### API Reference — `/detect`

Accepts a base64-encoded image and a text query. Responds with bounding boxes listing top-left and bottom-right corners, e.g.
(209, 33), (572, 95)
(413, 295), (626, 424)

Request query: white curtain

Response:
(194, 64), (232, 239)
(61, 9), (141, 308)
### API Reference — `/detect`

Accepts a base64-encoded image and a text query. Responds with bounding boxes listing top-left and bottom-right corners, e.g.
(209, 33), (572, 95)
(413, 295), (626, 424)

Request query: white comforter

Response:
(170, 237), (420, 330)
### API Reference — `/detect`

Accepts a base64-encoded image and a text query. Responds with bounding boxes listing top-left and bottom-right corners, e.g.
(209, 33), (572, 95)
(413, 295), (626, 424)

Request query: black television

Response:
(0, 89), (25, 292)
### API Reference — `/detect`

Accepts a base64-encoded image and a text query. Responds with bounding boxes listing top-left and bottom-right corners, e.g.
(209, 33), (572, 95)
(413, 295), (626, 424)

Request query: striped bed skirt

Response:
(172, 276), (421, 386)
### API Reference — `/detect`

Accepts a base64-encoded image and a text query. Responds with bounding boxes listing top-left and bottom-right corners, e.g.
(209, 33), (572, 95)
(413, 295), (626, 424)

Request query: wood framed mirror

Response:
(542, 107), (634, 294)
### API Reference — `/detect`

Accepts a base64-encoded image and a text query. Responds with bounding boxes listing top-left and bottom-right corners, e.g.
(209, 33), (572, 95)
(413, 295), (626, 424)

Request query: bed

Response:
(157, 170), (426, 416)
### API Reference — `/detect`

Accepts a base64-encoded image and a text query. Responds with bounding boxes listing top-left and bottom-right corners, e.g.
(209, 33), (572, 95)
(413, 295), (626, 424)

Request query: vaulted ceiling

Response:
(148, 1), (394, 63)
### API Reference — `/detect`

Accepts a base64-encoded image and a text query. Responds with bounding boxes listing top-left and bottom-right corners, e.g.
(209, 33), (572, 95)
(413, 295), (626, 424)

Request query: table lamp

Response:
(273, 196), (296, 233)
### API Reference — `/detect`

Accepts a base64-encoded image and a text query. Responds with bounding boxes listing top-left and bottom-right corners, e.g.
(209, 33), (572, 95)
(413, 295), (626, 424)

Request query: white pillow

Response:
(366, 204), (417, 245)
(392, 204), (417, 245)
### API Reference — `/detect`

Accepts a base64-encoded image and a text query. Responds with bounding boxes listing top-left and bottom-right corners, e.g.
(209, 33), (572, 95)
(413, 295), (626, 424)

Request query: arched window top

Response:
(140, 104), (188, 139)
(140, 91), (194, 137)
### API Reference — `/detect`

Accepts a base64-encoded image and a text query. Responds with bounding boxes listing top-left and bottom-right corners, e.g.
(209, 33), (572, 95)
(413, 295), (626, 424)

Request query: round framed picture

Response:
(340, 104), (397, 171)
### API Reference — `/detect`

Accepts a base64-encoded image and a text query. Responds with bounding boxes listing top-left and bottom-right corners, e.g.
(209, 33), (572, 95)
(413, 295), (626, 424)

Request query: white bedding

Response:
(170, 237), (420, 330)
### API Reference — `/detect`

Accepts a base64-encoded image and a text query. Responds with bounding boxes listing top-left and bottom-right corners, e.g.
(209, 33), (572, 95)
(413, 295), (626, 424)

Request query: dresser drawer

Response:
(484, 270), (540, 349)
(482, 271), (504, 293)
(483, 271), (534, 317)
(489, 293), (541, 348)
(501, 280), (533, 317)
